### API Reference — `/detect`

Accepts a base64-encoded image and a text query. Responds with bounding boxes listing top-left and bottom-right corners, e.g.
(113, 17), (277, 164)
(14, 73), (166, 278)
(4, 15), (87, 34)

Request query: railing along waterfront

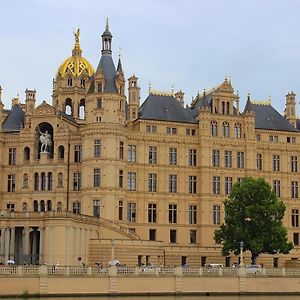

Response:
(0, 265), (299, 277)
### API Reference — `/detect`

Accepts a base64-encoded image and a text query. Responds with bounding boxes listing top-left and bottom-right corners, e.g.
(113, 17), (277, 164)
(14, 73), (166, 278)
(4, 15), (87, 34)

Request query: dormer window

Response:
(67, 77), (72, 87)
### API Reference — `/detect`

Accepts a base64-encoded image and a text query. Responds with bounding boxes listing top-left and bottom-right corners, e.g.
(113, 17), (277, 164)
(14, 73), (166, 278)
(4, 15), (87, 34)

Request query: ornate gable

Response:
(34, 101), (55, 115)
(217, 78), (234, 94)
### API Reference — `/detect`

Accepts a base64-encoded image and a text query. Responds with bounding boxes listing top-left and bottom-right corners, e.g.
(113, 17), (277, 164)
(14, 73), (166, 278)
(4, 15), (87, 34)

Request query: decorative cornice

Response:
(149, 89), (174, 97)
(251, 99), (272, 105)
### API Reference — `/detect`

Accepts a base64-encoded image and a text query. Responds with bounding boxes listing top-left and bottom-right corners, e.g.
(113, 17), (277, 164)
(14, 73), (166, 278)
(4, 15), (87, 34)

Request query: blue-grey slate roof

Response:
(2, 105), (25, 131)
(139, 94), (197, 123)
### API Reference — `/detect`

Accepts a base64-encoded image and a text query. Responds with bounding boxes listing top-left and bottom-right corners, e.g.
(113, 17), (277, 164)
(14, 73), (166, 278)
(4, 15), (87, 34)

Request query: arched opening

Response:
(67, 77), (72, 87)
(65, 98), (73, 116)
(80, 78), (85, 88)
(223, 122), (230, 137)
(235, 123), (242, 138)
(211, 121), (218, 137)
(226, 102), (230, 115)
(58, 145), (65, 160)
(57, 201), (63, 211)
(36, 122), (54, 159)
(57, 173), (63, 187)
(22, 202), (27, 212)
(48, 172), (53, 190)
(79, 99), (85, 119)
(40, 200), (45, 212)
(47, 200), (52, 211)
(33, 200), (39, 212)
(24, 147), (30, 163)
(23, 173), (29, 189)
(41, 172), (46, 190)
(34, 173), (39, 191)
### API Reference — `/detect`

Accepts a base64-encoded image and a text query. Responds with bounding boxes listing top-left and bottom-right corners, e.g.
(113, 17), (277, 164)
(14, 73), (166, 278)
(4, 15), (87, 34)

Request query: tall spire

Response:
(101, 18), (112, 55)
(72, 28), (82, 56)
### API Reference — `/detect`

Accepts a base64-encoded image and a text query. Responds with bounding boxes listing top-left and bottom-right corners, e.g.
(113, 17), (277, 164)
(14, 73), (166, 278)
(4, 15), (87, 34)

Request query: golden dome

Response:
(57, 29), (94, 77)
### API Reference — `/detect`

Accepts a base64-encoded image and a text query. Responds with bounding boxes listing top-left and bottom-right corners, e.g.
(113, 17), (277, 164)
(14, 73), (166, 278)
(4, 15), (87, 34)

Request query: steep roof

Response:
(2, 105), (25, 131)
(139, 94), (197, 123)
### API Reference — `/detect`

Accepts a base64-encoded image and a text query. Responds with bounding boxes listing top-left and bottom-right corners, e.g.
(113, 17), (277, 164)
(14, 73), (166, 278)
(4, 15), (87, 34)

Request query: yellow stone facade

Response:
(0, 21), (299, 268)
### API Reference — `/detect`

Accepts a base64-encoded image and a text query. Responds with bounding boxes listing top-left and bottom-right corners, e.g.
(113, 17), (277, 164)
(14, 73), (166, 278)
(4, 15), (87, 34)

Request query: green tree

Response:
(214, 177), (293, 265)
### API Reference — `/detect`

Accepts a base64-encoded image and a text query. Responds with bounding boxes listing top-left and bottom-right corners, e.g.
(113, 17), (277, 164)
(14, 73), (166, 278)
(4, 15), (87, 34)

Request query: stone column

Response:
(23, 227), (30, 264)
(9, 227), (15, 260)
(39, 227), (44, 264)
(32, 230), (37, 265)
(0, 228), (5, 263)
(4, 228), (10, 262)
(80, 228), (85, 263)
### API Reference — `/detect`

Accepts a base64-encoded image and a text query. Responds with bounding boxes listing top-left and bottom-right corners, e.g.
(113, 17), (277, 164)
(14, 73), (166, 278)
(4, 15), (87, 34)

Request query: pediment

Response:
(34, 101), (55, 115)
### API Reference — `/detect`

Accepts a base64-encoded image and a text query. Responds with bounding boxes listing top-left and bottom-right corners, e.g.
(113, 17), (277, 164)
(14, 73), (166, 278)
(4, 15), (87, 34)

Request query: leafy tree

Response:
(214, 177), (293, 265)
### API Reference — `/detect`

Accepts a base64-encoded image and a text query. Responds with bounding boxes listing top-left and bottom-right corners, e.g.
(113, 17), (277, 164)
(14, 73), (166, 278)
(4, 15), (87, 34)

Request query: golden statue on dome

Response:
(74, 28), (80, 44)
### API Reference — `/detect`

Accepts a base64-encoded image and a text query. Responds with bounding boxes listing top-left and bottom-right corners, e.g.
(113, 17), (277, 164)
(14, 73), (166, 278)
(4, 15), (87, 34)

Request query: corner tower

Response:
(285, 92), (297, 128)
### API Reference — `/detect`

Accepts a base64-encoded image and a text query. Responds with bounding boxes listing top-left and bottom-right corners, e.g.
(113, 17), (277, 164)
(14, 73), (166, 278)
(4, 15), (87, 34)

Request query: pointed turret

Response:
(243, 94), (254, 114)
(101, 18), (112, 55)
(117, 57), (123, 73)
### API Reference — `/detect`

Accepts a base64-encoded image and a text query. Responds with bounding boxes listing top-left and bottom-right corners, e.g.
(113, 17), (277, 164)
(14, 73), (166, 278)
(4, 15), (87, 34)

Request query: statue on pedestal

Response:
(38, 127), (52, 153)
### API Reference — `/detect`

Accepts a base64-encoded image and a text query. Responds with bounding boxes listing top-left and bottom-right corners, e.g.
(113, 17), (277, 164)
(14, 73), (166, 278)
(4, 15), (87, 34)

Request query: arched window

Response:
(57, 173), (63, 187)
(48, 172), (53, 190)
(97, 82), (102, 93)
(34, 173), (39, 191)
(235, 123), (242, 138)
(58, 145), (65, 160)
(33, 200), (38, 212)
(79, 99), (85, 119)
(24, 147), (30, 162)
(67, 77), (72, 87)
(65, 98), (72, 116)
(226, 102), (230, 115)
(41, 172), (46, 190)
(40, 200), (45, 212)
(47, 200), (52, 211)
(22, 202), (27, 212)
(211, 121), (218, 137)
(223, 122), (230, 137)
(222, 101), (225, 114)
(23, 174), (29, 189)
(57, 201), (63, 211)
(80, 78), (85, 88)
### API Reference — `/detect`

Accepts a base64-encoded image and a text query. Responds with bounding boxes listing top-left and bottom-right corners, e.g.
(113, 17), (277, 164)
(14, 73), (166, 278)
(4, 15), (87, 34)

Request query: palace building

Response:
(0, 20), (299, 268)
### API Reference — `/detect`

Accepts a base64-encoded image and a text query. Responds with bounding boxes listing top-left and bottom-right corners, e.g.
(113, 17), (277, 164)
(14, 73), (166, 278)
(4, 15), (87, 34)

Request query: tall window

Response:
(257, 153), (263, 170)
(189, 205), (197, 224)
(235, 123), (242, 138)
(211, 121), (218, 137)
(97, 98), (102, 109)
(291, 156), (298, 172)
(67, 77), (72, 87)
(73, 172), (81, 191)
(212, 176), (220, 194)
(57, 173), (63, 187)
(148, 203), (157, 223)
(169, 204), (177, 223)
(127, 202), (136, 222)
(128, 145), (136, 162)
(23, 174), (29, 189)
(169, 148), (177, 165)
(223, 122), (230, 137)
(188, 176), (197, 194)
(148, 173), (157, 192)
(41, 172), (46, 190)
(224, 150), (232, 168)
(119, 170), (123, 188)
(273, 155), (280, 171)
(48, 172), (53, 190)
(24, 147), (30, 162)
(169, 174), (177, 193)
(94, 140), (101, 158)
(170, 230), (177, 243)
(58, 145), (64, 160)
(149, 229), (156, 241)
(213, 205), (221, 225)
(8, 148), (16, 165)
(188, 149), (197, 166)
(118, 200), (123, 220)
(73, 201), (81, 214)
(292, 181), (299, 198)
(94, 168), (101, 187)
(34, 173), (39, 191)
(93, 199), (100, 218)
(273, 180), (281, 197)
(212, 150), (220, 167)
(237, 151), (244, 168)
(127, 172), (136, 191)
(119, 141), (124, 159)
(292, 209), (299, 227)
(74, 145), (82, 163)
(190, 230), (197, 244)
(149, 146), (157, 164)
(7, 174), (16, 192)
(80, 78), (85, 88)
(225, 177), (233, 195)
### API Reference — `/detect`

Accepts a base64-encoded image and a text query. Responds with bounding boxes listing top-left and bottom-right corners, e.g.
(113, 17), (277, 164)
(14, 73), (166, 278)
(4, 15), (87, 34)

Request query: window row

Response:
(147, 229), (197, 244)
(211, 121), (242, 138)
(212, 150), (245, 168)
(146, 125), (196, 136)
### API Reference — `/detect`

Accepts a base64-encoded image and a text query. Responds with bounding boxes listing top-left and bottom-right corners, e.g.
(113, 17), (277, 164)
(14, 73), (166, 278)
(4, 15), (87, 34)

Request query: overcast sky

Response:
(0, 0), (300, 114)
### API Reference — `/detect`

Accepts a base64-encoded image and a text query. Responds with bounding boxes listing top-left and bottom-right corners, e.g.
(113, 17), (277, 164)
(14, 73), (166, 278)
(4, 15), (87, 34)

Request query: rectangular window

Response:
(169, 174), (177, 193)
(273, 180), (281, 197)
(190, 230), (196, 244)
(149, 229), (156, 241)
(93, 199), (100, 218)
(293, 233), (299, 246)
(128, 145), (136, 162)
(212, 176), (220, 194)
(224, 150), (232, 168)
(237, 151), (244, 168)
(189, 205), (197, 224)
(127, 202), (136, 222)
(127, 172), (136, 191)
(212, 150), (220, 167)
(119, 141), (124, 159)
(225, 177), (233, 195)
(74, 145), (82, 163)
(292, 181), (299, 198)
(257, 153), (263, 170)
(169, 204), (177, 223)
(292, 209), (299, 227)
(170, 229), (177, 243)
(188, 176), (197, 193)
(7, 174), (16, 192)
(73, 202), (81, 214)
(148, 173), (157, 192)
(256, 134), (261, 141)
(118, 200), (123, 221)
(189, 149), (197, 166)
(97, 98), (102, 109)
(148, 203), (157, 223)
(291, 156), (298, 172)
(287, 137), (296, 143)
(119, 170), (123, 188)
(6, 203), (15, 212)
(213, 205), (221, 225)
(8, 148), (16, 165)
(186, 128), (195, 136)
(166, 127), (177, 134)
(149, 146), (157, 164)
(273, 155), (280, 171)
(169, 148), (177, 165)
(73, 172), (81, 191)
(94, 168), (101, 187)
(146, 125), (157, 133)
(94, 140), (101, 158)
(269, 135), (278, 142)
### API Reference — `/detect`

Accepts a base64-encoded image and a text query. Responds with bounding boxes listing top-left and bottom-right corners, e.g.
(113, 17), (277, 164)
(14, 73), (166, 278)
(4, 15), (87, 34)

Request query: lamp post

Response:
(239, 241), (244, 267)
